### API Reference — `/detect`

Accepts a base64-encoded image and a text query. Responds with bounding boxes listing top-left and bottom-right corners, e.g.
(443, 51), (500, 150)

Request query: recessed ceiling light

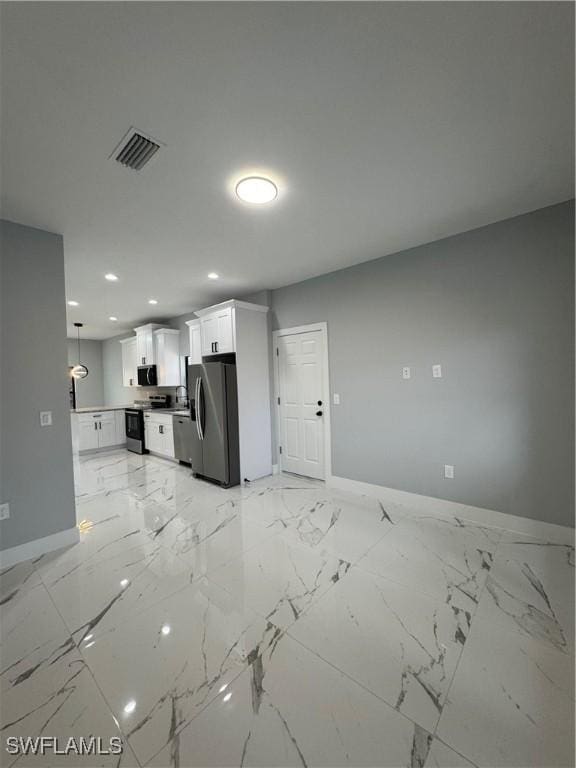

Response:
(148, 299), (158, 305)
(109, 316), (118, 321)
(235, 176), (278, 204)
(67, 300), (79, 307)
(104, 273), (119, 281)
(207, 272), (219, 280)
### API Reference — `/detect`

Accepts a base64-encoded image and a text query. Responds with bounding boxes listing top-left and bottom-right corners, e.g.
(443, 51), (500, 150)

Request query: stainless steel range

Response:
(125, 394), (172, 454)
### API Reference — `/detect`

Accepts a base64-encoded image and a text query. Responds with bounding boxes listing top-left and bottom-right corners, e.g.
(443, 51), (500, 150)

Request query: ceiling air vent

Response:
(111, 127), (163, 171)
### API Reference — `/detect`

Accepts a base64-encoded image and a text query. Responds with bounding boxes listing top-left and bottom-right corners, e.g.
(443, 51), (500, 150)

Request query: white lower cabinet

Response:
(144, 413), (175, 459)
(78, 417), (100, 451)
(77, 411), (126, 452)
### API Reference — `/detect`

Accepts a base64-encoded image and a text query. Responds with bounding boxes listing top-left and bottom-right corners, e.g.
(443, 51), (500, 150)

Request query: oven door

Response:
(137, 365), (157, 386)
(125, 409), (143, 440)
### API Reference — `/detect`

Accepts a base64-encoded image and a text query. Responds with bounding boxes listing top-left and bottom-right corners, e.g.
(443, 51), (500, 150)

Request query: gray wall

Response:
(102, 333), (141, 406)
(270, 201), (574, 528)
(67, 338), (104, 408)
(0, 220), (76, 551)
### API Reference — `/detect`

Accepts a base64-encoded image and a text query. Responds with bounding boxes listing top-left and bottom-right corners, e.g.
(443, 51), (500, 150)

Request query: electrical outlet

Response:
(333, 393), (340, 405)
(40, 411), (53, 426)
(0, 503), (10, 521)
(432, 364), (442, 378)
(402, 367), (411, 380)
(444, 464), (455, 479)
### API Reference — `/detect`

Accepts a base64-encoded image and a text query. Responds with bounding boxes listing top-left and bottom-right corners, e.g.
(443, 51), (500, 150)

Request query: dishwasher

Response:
(172, 413), (194, 465)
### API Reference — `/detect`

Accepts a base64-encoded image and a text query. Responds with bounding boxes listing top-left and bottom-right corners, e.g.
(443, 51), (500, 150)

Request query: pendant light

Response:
(71, 322), (89, 379)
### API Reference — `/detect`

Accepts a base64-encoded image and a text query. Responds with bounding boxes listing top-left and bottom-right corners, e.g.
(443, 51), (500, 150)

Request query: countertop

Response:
(71, 405), (132, 414)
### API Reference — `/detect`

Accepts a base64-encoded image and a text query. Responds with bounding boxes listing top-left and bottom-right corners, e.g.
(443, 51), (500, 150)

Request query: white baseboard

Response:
(147, 450), (179, 464)
(272, 464), (279, 475)
(327, 474), (574, 545)
(78, 442), (126, 456)
(0, 526), (79, 569)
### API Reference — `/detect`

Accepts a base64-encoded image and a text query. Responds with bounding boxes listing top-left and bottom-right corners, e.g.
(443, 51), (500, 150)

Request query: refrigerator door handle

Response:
(195, 377), (204, 441)
(197, 377), (204, 441)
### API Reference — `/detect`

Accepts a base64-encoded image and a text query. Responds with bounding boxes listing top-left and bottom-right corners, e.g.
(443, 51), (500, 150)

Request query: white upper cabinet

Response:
(199, 306), (235, 356)
(154, 328), (181, 386)
(134, 323), (162, 366)
(121, 325), (181, 387)
(120, 337), (138, 387)
(194, 299), (272, 482)
(185, 319), (202, 364)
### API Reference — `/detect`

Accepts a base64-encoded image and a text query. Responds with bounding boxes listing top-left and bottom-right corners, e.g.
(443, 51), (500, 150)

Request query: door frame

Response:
(272, 322), (332, 481)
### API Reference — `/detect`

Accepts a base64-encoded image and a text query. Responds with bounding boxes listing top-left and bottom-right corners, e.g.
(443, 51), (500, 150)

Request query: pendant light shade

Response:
(71, 363), (88, 380)
(72, 323), (89, 380)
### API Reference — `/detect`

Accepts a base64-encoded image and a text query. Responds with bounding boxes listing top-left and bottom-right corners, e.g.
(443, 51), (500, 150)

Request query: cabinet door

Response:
(98, 417), (117, 448)
(146, 332), (155, 365)
(78, 419), (99, 451)
(161, 423), (175, 458)
(122, 339), (137, 387)
(216, 308), (234, 353)
(155, 331), (180, 386)
(136, 332), (148, 366)
(201, 315), (219, 356)
(189, 324), (202, 364)
(144, 420), (151, 449)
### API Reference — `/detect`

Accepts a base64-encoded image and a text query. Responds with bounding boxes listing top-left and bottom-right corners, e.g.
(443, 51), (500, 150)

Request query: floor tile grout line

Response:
(429, 530), (505, 753)
(12, 567), (144, 767)
(281, 620), (436, 737)
(75, 631), (145, 767)
(140, 662), (250, 767)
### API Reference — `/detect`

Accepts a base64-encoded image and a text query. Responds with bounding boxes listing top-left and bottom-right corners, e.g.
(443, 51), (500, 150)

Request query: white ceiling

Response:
(1, 2), (573, 340)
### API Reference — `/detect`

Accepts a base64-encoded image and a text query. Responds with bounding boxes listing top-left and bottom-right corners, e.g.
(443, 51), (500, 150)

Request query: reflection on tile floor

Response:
(1, 449), (574, 767)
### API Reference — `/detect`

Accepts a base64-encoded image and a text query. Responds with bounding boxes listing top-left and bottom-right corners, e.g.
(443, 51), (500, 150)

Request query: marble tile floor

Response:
(1, 449), (574, 767)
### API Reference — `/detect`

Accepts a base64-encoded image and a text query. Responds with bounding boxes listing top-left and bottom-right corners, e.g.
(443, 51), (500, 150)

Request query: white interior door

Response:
(278, 330), (325, 479)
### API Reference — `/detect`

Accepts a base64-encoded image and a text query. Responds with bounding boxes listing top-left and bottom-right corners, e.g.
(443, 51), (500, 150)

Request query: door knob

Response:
(316, 410), (323, 416)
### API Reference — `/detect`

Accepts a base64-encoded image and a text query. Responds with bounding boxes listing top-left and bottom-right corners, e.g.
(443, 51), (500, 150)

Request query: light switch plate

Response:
(444, 464), (455, 479)
(402, 367), (411, 380)
(333, 393), (340, 405)
(432, 364), (442, 378)
(0, 503), (10, 521)
(40, 411), (53, 426)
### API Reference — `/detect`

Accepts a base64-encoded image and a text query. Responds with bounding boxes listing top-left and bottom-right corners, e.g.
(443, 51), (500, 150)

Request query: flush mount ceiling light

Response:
(71, 322), (89, 380)
(207, 272), (219, 280)
(235, 176), (278, 204)
(67, 300), (79, 307)
(148, 299), (158, 305)
(104, 273), (119, 282)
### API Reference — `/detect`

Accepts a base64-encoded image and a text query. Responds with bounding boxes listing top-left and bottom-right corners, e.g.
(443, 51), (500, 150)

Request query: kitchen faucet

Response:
(175, 385), (188, 407)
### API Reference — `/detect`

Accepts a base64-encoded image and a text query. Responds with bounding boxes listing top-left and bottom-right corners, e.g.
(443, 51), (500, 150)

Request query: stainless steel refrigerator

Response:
(187, 361), (240, 488)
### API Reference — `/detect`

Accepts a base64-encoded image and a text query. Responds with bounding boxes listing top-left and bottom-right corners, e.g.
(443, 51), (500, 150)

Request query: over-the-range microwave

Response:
(137, 364), (157, 386)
